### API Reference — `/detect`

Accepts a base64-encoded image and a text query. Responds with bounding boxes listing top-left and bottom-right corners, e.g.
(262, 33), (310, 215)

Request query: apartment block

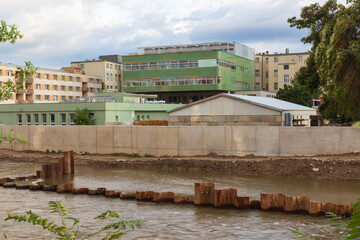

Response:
(254, 49), (309, 92)
(122, 42), (254, 104)
(71, 55), (122, 91)
(0, 63), (102, 104)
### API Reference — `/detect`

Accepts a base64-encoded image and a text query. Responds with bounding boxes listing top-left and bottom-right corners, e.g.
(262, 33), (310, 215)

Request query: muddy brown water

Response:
(1, 161), (360, 239)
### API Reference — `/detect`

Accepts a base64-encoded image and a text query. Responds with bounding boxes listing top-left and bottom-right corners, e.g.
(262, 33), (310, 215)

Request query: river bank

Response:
(0, 149), (359, 181)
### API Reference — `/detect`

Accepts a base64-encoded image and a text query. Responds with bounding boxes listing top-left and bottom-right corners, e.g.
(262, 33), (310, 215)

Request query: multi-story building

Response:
(70, 55), (122, 91)
(254, 49), (309, 92)
(122, 42), (254, 104)
(0, 63), (102, 104)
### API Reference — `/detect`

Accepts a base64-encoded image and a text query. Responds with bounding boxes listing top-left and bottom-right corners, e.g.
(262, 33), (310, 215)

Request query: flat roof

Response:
(138, 41), (241, 50)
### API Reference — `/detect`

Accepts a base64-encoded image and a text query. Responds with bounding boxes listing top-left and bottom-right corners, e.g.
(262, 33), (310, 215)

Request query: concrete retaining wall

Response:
(1, 125), (359, 156)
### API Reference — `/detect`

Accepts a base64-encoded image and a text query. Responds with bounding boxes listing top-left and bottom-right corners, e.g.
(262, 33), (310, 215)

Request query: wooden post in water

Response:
(194, 183), (215, 206)
(214, 189), (237, 208)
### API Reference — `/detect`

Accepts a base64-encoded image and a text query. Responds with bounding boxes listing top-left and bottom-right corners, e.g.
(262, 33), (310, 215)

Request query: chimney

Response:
(285, 48), (289, 54)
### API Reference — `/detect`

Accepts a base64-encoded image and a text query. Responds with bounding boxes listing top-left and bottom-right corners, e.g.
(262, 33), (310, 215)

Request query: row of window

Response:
(123, 59), (249, 72)
(106, 73), (121, 81)
(0, 70), (13, 77)
(124, 76), (221, 87)
(105, 63), (120, 70)
(234, 81), (249, 89)
(255, 56), (303, 64)
(17, 113), (75, 126)
(35, 84), (81, 91)
(255, 67), (290, 78)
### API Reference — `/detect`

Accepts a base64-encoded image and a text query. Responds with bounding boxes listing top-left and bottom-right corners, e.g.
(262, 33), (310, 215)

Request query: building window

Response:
(69, 114), (74, 125)
(26, 114), (31, 125)
(266, 71), (269, 78)
(61, 113), (66, 125)
(274, 83), (278, 90)
(255, 82), (260, 90)
(255, 58), (259, 64)
(76, 77), (80, 82)
(115, 115), (118, 122)
(53, 95), (57, 101)
(69, 86), (73, 91)
(36, 73), (40, 78)
(106, 73), (109, 80)
(299, 56), (303, 62)
(96, 79), (100, 84)
(45, 84), (49, 90)
(284, 74), (290, 83)
(45, 95), (49, 100)
(106, 63), (109, 68)
(53, 85), (58, 90)
(110, 64), (113, 69)
(69, 76), (73, 81)
(255, 70), (260, 77)
(36, 84), (40, 90)
(42, 114), (47, 125)
(274, 70), (278, 77)
(34, 114), (39, 125)
(36, 95), (40, 100)
(266, 58), (269, 64)
(284, 65), (289, 70)
(61, 76), (65, 81)
(44, 74), (49, 79)
(89, 78), (93, 83)
(61, 96), (66, 101)
(110, 74), (113, 81)
(61, 86), (65, 91)
(76, 87), (80, 92)
(53, 75), (57, 80)
(17, 114), (22, 125)
(50, 114), (55, 125)
(80, 64), (84, 69)
(274, 57), (278, 63)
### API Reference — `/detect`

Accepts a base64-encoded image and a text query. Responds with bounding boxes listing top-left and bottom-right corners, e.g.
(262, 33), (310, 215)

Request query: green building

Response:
(0, 92), (182, 125)
(122, 42), (254, 104)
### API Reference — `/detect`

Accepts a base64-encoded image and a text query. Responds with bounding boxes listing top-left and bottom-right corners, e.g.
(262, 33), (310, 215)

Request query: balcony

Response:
(82, 87), (89, 93)
(26, 89), (34, 95)
(17, 89), (26, 94)
(27, 78), (34, 84)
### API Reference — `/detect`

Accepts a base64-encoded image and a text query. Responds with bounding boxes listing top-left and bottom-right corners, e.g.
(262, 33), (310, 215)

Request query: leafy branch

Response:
(5, 201), (141, 240)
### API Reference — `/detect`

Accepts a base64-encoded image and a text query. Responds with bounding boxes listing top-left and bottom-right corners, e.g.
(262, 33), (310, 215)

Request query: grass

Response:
(144, 153), (155, 157)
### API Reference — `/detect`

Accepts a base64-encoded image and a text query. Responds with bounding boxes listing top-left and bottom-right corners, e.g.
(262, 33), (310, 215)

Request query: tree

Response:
(73, 108), (95, 125)
(276, 83), (312, 107)
(0, 20), (23, 44)
(288, 0), (360, 122)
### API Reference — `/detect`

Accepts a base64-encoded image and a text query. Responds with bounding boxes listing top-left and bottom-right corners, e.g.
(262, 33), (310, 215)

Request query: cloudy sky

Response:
(0, 0), (346, 69)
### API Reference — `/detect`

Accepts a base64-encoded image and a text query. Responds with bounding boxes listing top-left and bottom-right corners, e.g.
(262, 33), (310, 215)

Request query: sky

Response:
(0, 0), (347, 69)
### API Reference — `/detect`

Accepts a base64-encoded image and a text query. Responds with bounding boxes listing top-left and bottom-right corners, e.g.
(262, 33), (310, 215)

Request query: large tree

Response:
(276, 83), (312, 107)
(288, 0), (360, 122)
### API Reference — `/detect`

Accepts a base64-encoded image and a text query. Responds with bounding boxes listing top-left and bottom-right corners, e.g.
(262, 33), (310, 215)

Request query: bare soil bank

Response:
(0, 149), (359, 182)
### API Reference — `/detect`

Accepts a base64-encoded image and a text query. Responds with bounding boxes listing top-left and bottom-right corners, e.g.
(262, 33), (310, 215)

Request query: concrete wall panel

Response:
(280, 127), (314, 155)
(79, 126), (97, 153)
(311, 127), (340, 154)
(96, 126), (114, 154)
(339, 128), (360, 153)
(59, 126), (80, 152)
(202, 127), (226, 154)
(255, 127), (280, 156)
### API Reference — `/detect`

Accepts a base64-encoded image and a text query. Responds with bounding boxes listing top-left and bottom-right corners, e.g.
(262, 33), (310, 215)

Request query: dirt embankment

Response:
(0, 149), (359, 182)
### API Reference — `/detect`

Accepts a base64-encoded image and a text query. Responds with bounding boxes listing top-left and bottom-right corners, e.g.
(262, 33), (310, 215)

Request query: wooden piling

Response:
(174, 195), (194, 204)
(194, 183), (215, 206)
(153, 192), (175, 203)
(214, 189), (237, 208)
(235, 197), (250, 210)
(136, 191), (154, 201)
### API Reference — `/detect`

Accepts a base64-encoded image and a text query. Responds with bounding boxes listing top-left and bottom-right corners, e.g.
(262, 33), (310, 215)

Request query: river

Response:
(1, 161), (359, 239)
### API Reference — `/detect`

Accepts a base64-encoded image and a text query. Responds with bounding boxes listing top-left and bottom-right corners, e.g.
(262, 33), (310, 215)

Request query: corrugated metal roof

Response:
(227, 94), (315, 111)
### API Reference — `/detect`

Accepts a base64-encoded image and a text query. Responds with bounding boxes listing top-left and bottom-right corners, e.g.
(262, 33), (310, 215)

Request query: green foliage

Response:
(130, 153), (141, 158)
(73, 108), (95, 125)
(0, 20), (23, 44)
(289, 0), (360, 122)
(144, 153), (155, 158)
(5, 200), (141, 240)
(276, 84), (312, 107)
(293, 197), (360, 239)
(0, 129), (28, 149)
(0, 61), (38, 101)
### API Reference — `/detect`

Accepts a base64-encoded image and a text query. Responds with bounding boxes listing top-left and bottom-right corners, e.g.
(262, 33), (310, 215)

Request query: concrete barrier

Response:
(1, 125), (359, 156)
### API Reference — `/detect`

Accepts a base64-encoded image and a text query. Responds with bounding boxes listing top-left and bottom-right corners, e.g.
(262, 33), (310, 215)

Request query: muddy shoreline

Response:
(0, 149), (359, 181)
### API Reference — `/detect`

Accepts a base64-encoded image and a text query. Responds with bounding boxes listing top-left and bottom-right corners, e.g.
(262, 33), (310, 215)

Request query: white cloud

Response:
(0, 0), (345, 68)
